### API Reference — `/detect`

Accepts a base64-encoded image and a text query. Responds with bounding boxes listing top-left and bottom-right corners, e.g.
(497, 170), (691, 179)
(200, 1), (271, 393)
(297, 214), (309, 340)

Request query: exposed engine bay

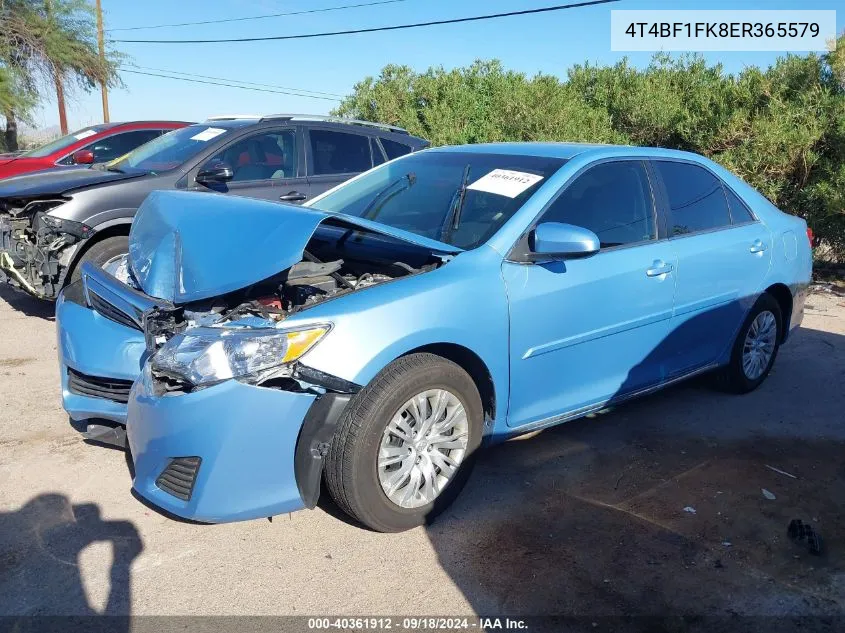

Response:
(128, 225), (446, 354)
(0, 197), (86, 299)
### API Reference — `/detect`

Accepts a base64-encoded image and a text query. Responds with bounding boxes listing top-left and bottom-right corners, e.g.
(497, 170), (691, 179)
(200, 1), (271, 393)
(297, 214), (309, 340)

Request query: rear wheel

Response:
(68, 235), (129, 284)
(324, 353), (483, 532)
(715, 292), (783, 393)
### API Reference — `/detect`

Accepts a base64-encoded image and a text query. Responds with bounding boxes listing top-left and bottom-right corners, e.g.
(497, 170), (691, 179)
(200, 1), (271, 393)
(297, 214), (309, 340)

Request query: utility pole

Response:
(96, 0), (110, 122)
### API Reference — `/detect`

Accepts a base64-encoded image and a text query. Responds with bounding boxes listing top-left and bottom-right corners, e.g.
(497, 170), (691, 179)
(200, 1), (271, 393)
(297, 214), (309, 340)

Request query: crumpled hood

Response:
(0, 166), (141, 198)
(129, 190), (460, 304)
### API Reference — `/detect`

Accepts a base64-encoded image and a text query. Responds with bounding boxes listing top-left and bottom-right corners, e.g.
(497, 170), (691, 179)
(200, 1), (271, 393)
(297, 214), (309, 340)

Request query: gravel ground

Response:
(0, 284), (843, 627)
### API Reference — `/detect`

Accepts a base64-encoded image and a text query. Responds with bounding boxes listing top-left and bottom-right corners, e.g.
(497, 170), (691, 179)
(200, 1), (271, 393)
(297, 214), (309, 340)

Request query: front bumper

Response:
(128, 366), (338, 523)
(56, 286), (146, 425)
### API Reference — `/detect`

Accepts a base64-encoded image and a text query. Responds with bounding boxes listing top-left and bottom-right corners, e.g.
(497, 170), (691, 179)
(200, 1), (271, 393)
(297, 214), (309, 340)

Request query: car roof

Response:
(197, 115), (428, 144)
(427, 142), (705, 162)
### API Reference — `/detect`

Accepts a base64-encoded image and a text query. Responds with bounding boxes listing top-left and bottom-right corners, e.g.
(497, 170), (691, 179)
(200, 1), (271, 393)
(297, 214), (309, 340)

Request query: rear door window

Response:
(380, 137), (413, 160)
(540, 160), (656, 248)
(309, 129), (372, 175)
(653, 161), (732, 236)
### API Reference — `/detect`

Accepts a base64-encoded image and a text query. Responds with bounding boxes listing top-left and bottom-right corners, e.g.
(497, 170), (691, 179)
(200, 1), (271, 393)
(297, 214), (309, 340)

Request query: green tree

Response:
(335, 38), (845, 258)
(0, 0), (122, 150)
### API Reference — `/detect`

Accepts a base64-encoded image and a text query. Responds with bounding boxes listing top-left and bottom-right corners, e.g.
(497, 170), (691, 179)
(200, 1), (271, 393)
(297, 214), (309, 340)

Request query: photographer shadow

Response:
(0, 493), (142, 629)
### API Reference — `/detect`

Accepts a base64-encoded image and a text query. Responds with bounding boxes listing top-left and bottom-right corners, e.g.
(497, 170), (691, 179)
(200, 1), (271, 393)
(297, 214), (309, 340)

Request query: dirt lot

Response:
(0, 284), (844, 629)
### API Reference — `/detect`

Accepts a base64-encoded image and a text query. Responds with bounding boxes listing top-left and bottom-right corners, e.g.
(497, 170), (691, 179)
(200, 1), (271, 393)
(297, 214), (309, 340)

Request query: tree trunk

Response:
(54, 70), (68, 135)
(4, 110), (18, 153)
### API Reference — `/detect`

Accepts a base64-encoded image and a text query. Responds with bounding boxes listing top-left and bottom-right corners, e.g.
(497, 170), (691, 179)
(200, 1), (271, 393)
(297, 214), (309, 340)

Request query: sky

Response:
(30, 0), (844, 132)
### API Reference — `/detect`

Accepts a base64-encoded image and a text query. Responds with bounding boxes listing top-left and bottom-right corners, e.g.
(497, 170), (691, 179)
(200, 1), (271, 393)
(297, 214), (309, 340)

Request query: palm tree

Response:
(0, 0), (121, 150)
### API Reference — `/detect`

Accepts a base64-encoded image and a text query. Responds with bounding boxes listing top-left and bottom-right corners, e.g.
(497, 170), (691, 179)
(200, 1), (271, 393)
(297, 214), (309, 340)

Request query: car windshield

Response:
(310, 151), (567, 249)
(22, 126), (105, 158)
(109, 124), (233, 174)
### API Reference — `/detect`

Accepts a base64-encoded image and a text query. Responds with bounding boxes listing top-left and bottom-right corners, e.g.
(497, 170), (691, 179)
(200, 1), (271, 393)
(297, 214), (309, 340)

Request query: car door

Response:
(651, 160), (772, 375)
(504, 159), (677, 429)
(305, 127), (375, 197)
(195, 127), (308, 203)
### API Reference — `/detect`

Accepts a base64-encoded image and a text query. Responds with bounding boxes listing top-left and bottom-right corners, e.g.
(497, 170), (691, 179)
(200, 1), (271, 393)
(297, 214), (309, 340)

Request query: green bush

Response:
(335, 39), (845, 259)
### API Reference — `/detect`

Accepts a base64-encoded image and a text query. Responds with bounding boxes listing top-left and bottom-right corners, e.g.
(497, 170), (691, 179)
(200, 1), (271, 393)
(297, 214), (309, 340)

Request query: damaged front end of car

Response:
(137, 250), (430, 396)
(0, 196), (92, 298)
(57, 190), (459, 519)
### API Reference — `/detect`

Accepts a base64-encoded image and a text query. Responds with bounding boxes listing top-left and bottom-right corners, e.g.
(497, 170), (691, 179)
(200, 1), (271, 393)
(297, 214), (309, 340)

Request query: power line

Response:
(120, 69), (343, 101)
(107, 0), (413, 32)
(112, 0), (621, 44)
(128, 65), (346, 98)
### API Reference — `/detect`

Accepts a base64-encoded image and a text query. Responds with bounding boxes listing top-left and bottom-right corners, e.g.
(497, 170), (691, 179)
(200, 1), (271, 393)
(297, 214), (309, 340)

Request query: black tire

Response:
(69, 235), (129, 284)
(324, 353), (483, 532)
(714, 292), (783, 394)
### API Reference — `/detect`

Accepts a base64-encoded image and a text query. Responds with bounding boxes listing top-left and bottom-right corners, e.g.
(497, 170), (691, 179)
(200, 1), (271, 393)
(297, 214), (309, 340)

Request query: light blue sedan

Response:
(55, 143), (812, 532)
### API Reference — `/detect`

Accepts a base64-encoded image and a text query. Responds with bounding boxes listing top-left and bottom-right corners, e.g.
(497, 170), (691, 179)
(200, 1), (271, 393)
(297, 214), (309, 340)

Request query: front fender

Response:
(63, 217), (133, 280)
(287, 246), (511, 434)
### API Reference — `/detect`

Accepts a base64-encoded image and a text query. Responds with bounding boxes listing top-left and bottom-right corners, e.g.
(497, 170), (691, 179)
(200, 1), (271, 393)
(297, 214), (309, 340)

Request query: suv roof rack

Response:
(259, 114), (409, 135)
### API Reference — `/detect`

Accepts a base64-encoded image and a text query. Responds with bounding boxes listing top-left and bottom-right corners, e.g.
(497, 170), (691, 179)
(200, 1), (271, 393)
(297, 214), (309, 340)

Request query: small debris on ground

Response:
(766, 465), (797, 479)
(721, 541), (732, 547)
(762, 488), (777, 500)
(683, 506), (697, 514)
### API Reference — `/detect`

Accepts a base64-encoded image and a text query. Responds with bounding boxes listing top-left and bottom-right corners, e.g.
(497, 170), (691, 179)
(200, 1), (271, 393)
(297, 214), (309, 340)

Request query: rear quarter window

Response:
(380, 138), (413, 160)
(724, 186), (756, 223)
(653, 161), (732, 236)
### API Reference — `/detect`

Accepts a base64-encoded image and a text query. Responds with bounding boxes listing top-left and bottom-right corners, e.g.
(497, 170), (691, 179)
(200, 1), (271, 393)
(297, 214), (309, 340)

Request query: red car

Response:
(0, 121), (191, 179)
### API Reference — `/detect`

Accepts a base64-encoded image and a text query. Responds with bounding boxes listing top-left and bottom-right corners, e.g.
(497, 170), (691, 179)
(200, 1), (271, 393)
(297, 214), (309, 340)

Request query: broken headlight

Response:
(150, 325), (330, 387)
(102, 253), (137, 288)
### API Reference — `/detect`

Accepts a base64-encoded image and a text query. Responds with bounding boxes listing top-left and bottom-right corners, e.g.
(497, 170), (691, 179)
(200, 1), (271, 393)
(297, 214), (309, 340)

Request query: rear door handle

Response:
(279, 191), (307, 202)
(749, 239), (768, 254)
(646, 260), (674, 277)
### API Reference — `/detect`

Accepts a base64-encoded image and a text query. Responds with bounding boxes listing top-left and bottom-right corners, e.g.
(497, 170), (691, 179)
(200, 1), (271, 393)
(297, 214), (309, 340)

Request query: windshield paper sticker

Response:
(73, 130), (97, 140)
(467, 169), (544, 198)
(190, 127), (226, 142)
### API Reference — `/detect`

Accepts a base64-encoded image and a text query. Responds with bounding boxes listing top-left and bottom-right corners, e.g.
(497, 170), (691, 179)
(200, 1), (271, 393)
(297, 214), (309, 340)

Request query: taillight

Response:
(806, 227), (814, 248)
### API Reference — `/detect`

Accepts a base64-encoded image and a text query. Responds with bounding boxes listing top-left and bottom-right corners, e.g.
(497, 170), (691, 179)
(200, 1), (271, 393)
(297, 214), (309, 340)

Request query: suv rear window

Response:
(310, 130), (371, 175)
(380, 138), (412, 160)
(653, 161), (731, 236)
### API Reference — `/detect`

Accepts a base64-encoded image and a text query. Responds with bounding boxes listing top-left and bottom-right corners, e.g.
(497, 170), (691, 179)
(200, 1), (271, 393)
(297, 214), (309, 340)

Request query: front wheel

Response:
(715, 292), (783, 393)
(68, 235), (129, 285)
(324, 353), (483, 532)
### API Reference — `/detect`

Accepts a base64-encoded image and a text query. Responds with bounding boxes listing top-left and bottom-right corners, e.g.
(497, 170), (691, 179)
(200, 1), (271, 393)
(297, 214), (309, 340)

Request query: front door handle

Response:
(646, 260), (674, 277)
(749, 239), (768, 254)
(280, 191), (307, 202)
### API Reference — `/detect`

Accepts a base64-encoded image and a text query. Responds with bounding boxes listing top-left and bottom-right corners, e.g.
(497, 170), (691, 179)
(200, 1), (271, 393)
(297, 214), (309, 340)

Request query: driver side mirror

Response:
(71, 149), (95, 165)
(528, 222), (600, 260)
(196, 161), (234, 184)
